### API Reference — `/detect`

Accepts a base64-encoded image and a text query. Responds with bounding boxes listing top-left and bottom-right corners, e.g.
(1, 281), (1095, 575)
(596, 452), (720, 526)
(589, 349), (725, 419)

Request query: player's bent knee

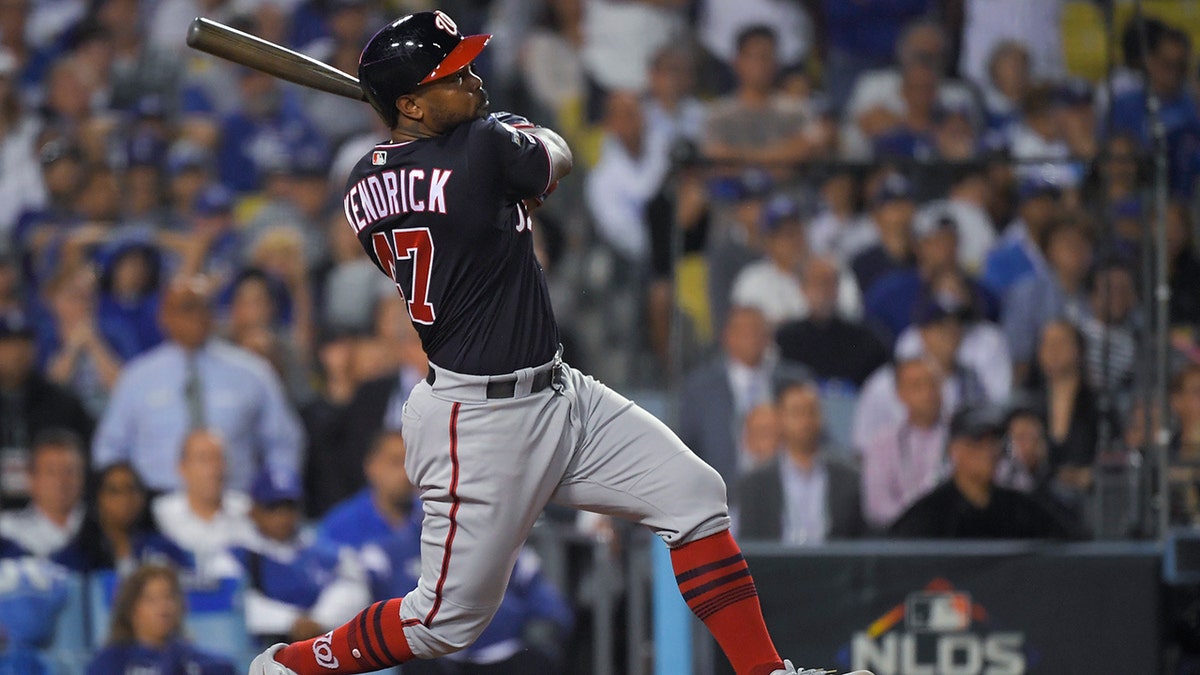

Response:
(412, 610), (497, 659)
(664, 453), (731, 545)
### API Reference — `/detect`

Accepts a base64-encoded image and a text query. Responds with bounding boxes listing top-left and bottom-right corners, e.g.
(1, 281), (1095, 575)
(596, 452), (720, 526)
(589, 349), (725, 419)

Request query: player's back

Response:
(344, 116), (559, 376)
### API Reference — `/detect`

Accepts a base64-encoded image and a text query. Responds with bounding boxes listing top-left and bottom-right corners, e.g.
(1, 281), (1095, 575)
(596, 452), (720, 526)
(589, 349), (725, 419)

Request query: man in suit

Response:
(677, 306), (776, 485)
(736, 379), (865, 543)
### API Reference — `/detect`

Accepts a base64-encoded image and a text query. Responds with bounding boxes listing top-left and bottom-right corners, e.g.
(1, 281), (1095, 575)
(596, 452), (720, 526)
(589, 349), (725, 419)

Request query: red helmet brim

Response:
(419, 33), (492, 86)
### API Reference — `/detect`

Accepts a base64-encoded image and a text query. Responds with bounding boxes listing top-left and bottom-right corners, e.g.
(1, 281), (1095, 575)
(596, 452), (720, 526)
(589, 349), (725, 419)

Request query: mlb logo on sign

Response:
(372, 150), (387, 165)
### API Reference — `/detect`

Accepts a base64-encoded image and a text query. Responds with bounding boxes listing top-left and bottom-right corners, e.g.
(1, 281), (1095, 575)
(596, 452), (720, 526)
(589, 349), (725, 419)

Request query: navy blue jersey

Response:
(344, 117), (558, 375)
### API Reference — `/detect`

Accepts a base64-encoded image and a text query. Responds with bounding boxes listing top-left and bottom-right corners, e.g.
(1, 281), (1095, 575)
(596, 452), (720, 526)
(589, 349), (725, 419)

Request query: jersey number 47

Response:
(372, 227), (436, 324)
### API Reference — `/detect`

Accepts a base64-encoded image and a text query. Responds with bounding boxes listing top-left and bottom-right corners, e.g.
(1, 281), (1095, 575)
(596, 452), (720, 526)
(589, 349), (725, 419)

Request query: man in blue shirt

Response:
(232, 467), (370, 647)
(981, 174), (1062, 295)
(318, 431), (420, 550)
(93, 276), (304, 492)
(1109, 26), (1200, 196)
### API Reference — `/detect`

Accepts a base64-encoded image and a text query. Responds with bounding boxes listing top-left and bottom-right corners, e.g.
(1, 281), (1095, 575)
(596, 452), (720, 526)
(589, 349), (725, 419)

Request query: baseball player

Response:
(250, 11), (872, 675)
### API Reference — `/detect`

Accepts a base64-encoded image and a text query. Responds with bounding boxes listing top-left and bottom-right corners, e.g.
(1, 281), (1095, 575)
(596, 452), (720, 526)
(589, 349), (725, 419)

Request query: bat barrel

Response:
(187, 17), (367, 102)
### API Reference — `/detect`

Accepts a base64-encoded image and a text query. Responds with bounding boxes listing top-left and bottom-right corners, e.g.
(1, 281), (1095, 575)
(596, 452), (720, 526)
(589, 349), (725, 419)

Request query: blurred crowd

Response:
(0, 0), (1199, 671)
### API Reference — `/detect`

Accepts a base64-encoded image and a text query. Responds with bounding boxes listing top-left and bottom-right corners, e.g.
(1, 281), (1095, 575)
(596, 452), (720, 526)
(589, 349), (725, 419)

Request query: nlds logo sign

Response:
(844, 579), (1029, 675)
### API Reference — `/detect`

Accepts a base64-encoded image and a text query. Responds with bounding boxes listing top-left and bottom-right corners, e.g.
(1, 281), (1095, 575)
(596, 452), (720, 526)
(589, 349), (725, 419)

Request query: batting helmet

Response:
(358, 11), (492, 128)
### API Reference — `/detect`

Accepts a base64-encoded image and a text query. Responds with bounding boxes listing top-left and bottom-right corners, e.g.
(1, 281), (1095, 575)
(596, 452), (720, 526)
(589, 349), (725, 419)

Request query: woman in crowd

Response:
(1024, 319), (1115, 497)
(55, 462), (190, 576)
(86, 564), (235, 675)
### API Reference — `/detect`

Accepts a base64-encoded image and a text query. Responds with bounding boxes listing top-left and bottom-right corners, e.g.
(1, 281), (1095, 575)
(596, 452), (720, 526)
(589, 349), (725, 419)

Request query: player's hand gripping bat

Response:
(186, 17), (365, 101)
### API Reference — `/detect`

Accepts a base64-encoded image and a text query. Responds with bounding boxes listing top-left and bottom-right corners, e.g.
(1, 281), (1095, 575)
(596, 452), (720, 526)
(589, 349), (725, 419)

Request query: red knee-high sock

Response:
(671, 530), (784, 675)
(275, 599), (414, 674)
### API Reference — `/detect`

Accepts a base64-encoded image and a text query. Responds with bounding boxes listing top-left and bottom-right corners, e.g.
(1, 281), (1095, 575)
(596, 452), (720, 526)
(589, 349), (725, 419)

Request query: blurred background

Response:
(0, 0), (1199, 673)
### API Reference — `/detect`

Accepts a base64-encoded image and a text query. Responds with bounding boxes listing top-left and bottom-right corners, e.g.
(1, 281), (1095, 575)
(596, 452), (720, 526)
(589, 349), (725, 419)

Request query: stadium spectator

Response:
(0, 308), (92, 510)
(216, 67), (325, 193)
(151, 429), (251, 577)
(93, 275), (303, 492)
(87, 564), (237, 675)
(307, 317), (426, 514)
(1002, 214), (1093, 381)
(40, 265), (126, 416)
(702, 25), (830, 167)
(318, 431), (421, 550)
(864, 208), (995, 342)
(297, 0), (376, 148)
(994, 403), (1088, 527)
(894, 271), (1011, 402)
(1024, 320), (1111, 491)
(55, 461), (191, 575)
(976, 40), (1032, 132)
(643, 44), (706, 145)
(1003, 84), (1078, 185)
(643, 139), (712, 364)
(0, 556), (71, 675)
(1109, 25), (1200, 196)
(1169, 365), (1200, 526)
(843, 19), (977, 161)
(514, 0), (585, 134)
(775, 256), (888, 388)
(244, 148), (333, 269)
(861, 358), (948, 531)
(1166, 201), (1200, 326)
(162, 141), (214, 228)
(316, 210), (390, 337)
(848, 172), (917, 295)
(1058, 78), (1097, 161)
(1075, 260), (1140, 402)
(739, 403), (780, 469)
(698, 0), (811, 74)
(890, 405), (1073, 539)
(173, 185), (243, 291)
(678, 306), (783, 484)
(731, 196), (861, 326)
(0, 47), (44, 240)
(735, 379), (864, 543)
(91, 0), (180, 112)
(981, 172), (1063, 294)
(911, 169), (996, 275)
(0, 428), (84, 556)
(95, 236), (165, 360)
(232, 467), (370, 647)
(821, 0), (932, 114)
(585, 90), (671, 268)
(853, 295), (991, 451)
(805, 168), (861, 262)
(705, 168), (773, 334)
(222, 267), (312, 406)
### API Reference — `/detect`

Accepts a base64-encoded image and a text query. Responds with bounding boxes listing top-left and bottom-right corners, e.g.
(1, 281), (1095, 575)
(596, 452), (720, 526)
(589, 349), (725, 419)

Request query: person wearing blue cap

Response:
(980, 170), (1063, 294)
(169, 184), (243, 291)
(848, 172), (917, 295)
(231, 467), (371, 648)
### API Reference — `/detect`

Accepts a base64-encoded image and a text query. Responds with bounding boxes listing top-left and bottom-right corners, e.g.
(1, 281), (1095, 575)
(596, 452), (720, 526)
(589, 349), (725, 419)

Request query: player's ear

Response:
(396, 94), (424, 123)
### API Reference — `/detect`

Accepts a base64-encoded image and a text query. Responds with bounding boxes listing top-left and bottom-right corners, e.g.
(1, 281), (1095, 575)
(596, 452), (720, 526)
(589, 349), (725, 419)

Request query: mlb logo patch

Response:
(372, 150), (387, 165)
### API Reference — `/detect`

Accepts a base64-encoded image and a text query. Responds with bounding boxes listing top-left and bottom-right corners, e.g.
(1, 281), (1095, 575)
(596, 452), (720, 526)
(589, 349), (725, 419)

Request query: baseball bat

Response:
(186, 17), (366, 101)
